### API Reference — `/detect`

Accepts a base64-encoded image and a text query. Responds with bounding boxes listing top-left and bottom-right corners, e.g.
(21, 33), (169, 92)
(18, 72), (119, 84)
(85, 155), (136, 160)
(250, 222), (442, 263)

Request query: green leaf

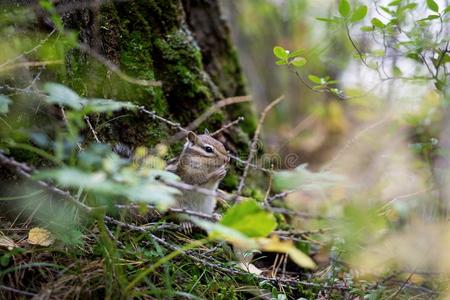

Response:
(35, 168), (114, 191)
(393, 66), (403, 76)
(401, 3), (418, 11)
(196, 220), (258, 249)
(444, 5), (450, 14)
(360, 25), (375, 32)
(406, 52), (421, 61)
(380, 6), (394, 16)
(350, 5), (368, 22)
(287, 49), (305, 59)
(442, 54), (450, 63)
(290, 57), (307, 68)
(372, 49), (385, 57)
(315, 17), (340, 23)
(371, 17), (385, 28)
(44, 83), (84, 110)
(276, 60), (287, 65)
(273, 46), (288, 60)
(35, 167), (179, 208)
(0, 95), (11, 114)
(220, 199), (276, 238)
(124, 184), (180, 206)
(338, 0), (351, 17)
(308, 75), (322, 84)
(388, 0), (402, 6)
(426, 0), (439, 12)
(418, 14), (440, 21)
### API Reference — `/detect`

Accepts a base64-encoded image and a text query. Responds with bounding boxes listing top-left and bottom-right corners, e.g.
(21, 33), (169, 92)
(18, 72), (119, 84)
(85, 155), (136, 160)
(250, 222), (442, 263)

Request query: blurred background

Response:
(223, 0), (450, 286)
(223, 0), (448, 168)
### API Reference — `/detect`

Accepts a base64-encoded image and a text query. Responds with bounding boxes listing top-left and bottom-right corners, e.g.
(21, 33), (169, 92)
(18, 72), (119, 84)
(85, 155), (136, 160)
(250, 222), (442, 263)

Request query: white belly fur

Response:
(175, 181), (219, 215)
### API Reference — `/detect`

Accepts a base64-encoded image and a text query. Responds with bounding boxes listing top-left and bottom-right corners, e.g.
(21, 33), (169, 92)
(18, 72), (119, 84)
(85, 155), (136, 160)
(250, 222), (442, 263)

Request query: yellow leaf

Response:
(28, 227), (55, 247)
(256, 236), (316, 269)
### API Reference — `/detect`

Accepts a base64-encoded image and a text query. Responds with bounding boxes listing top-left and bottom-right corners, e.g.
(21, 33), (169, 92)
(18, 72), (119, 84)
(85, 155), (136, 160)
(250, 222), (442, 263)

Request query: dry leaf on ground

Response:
(28, 227), (55, 246)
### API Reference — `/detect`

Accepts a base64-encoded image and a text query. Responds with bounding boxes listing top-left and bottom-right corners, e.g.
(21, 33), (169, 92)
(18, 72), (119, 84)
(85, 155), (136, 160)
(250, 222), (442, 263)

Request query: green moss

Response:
(152, 29), (214, 124)
(220, 172), (239, 190)
(57, 0), (254, 157)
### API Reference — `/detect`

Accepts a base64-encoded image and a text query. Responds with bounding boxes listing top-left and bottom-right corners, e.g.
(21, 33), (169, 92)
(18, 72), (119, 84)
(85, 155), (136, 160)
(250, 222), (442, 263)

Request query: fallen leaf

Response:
(28, 227), (55, 247)
(237, 262), (263, 275)
(256, 235), (317, 269)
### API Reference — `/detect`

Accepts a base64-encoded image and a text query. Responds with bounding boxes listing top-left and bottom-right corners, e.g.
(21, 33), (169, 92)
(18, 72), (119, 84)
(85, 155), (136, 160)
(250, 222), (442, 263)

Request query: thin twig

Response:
(263, 165), (274, 205)
(60, 106), (84, 151)
(114, 204), (218, 221)
(84, 116), (101, 143)
(169, 95), (252, 142)
(77, 43), (161, 87)
(0, 29), (56, 69)
(345, 24), (370, 69)
(321, 114), (391, 171)
(138, 106), (188, 133)
(211, 116), (245, 136)
(266, 206), (333, 220)
(228, 154), (271, 173)
(386, 271), (415, 300)
(0, 285), (36, 297)
(267, 190), (297, 204)
(236, 95), (284, 197)
(0, 60), (64, 73)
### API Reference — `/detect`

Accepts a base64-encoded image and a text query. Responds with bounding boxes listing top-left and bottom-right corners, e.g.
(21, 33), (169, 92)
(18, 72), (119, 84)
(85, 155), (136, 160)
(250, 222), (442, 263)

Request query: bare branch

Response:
(0, 60), (63, 73)
(84, 116), (101, 143)
(263, 165), (274, 205)
(210, 116), (245, 136)
(266, 206), (333, 220)
(236, 95), (284, 197)
(138, 106), (188, 133)
(77, 43), (162, 87)
(60, 106), (84, 152)
(267, 190), (296, 204)
(228, 154), (271, 173)
(169, 95), (252, 142)
(114, 204), (218, 221)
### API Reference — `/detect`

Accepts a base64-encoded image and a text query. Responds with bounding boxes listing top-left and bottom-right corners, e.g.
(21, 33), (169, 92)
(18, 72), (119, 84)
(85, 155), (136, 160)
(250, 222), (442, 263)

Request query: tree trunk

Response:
(57, 0), (255, 151)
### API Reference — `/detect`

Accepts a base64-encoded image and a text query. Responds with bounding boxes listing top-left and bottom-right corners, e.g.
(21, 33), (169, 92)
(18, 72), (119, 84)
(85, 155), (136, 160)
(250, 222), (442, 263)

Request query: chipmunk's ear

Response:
(204, 128), (210, 135)
(187, 131), (198, 144)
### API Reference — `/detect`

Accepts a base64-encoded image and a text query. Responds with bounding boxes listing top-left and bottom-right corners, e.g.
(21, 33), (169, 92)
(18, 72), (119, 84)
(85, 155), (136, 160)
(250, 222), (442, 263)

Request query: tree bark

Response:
(57, 0), (255, 151)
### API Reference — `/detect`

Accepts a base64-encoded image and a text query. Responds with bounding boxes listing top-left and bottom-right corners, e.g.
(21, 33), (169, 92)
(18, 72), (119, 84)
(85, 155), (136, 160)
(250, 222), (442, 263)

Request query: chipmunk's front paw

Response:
(181, 221), (194, 235)
(208, 166), (227, 182)
(212, 213), (222, 222)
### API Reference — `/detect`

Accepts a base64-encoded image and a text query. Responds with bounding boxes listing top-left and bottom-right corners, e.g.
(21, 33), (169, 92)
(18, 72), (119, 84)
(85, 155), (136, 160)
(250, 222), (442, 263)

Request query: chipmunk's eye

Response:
(204, 146), (213, 153)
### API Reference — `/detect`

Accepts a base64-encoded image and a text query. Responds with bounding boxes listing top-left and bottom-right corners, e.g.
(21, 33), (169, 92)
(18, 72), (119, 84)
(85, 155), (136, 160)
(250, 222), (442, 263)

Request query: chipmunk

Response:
(167, 131), (229, 217)
(168, 132), (257, 271)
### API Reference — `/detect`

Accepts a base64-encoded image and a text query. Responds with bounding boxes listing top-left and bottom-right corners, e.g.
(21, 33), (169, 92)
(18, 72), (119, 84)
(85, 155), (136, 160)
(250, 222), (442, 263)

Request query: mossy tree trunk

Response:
(57, 0), (255, 152)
